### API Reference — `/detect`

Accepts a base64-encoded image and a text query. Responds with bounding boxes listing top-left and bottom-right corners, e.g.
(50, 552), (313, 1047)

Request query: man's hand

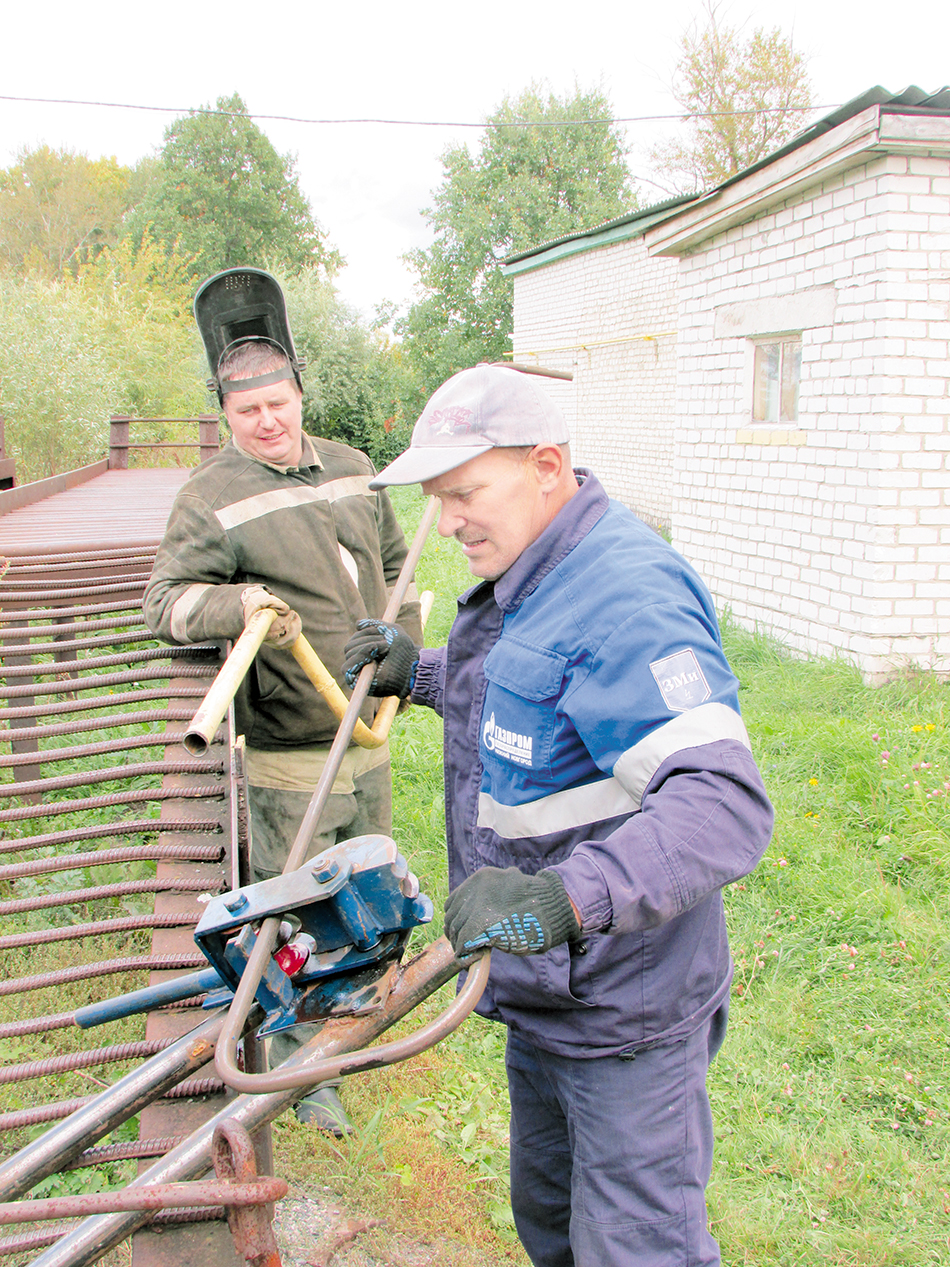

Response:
(241, 585), (302, 648)
(342, 620), (420, 698)
(443, 867), (580, 961)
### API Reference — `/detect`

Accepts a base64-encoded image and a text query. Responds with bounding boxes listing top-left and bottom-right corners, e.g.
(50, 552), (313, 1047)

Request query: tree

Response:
(0, 236), (207, 481)
(0, 146), (134, 278)
(127, 93), (341, 279)
(400, 84), (636, 400)
(649, 3), (814, 193)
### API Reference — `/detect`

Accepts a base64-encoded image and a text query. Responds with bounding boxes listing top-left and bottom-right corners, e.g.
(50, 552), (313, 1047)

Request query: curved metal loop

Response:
(214, 940), (490, 1094)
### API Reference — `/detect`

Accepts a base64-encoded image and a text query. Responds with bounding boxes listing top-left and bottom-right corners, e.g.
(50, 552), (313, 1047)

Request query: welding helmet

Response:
(194, 267), (306, 405)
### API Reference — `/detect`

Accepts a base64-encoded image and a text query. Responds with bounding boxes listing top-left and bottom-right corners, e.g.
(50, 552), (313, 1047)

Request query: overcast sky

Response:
(1, 1), (947, 320)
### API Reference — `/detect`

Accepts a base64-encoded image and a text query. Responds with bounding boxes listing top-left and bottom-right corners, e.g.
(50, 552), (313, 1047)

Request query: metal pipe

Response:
(182, 608), (276, 755)
(0, 1009), (244, 1202)
(26, 937), (476, 1267)
(214, 498), (439, 1091)
(0, 1179), (287, 1225)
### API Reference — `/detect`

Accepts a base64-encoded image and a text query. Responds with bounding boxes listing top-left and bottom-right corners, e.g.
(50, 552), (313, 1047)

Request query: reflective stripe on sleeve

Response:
(478, 776), (638, 840)
(214, 475), (374, 531)
(476, 701), (751, 840)
(613, 702), (751, 808)
(169, 583), (213, 644)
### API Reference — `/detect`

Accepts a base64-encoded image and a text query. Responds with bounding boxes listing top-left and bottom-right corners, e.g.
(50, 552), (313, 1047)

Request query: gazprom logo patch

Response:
(482, 711), (534, 766)
(650, 649), (711, 713)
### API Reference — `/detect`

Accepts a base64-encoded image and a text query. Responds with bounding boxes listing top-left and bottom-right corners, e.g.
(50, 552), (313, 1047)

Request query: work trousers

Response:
(506, 1002), (727, 1267)
(247, 761), (393, 1079)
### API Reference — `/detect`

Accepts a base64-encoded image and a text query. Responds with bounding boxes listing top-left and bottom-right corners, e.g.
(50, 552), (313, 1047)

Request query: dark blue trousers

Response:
(505, 1002), (727, 1267)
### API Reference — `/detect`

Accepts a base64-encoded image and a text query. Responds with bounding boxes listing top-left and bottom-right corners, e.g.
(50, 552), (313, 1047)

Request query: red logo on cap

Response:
(427, 406), (478, 437)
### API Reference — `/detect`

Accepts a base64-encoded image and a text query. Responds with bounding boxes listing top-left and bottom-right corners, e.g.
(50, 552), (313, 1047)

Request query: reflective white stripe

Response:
(477, 701), (751, 840)
(478, 776), (638, 839)
(169, 583), (213, 644)
(614, 703), (751, 809)
(214, 475), (374, 530)
(339, 544), (359, 586)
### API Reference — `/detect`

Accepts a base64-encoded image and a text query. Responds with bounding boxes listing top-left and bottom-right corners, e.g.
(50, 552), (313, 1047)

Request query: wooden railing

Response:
(108, 415), (221, 470)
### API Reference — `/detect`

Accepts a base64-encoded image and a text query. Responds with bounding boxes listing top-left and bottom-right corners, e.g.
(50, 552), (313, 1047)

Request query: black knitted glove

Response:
(342, 619), (420, 698)
(443, 867), (580, 960)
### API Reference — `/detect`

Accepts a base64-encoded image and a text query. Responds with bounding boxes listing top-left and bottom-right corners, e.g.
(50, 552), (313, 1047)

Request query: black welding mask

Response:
(194, 267), (306, 405)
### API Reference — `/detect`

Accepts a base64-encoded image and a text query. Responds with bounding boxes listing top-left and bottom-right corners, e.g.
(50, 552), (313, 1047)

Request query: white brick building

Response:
(503, 87), (950, 682)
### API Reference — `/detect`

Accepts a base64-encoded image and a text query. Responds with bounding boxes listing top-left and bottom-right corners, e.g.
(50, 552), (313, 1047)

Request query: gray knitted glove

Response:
(443, 867), (580, 960)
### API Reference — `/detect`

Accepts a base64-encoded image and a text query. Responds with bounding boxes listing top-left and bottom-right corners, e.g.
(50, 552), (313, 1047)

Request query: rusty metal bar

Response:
(0, 911), (202, 952)
(0, 1042), (174, 1087)
(0, 874), (220, 917)
(0, 630), (152, 655)
(0, 1177), (287, 1224)
(0, 599), (144, 622)
(0, 820), (219, 858)
(0, 1081), (226, 1133)
(0, 759), (224, 799)
(0, 664), (217, 700)
(0, 844), (221, 882)
(0, 731), (219, 769)
(0, 954), (206, 1000)
(0, 686), (206, 721)
(0, 645), (218, 678)
(0, 709), (201, 743)
(0, 784), (225, 824)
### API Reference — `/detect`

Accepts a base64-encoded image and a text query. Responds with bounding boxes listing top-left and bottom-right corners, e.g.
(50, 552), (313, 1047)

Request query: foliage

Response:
(274, 269), (416, 468)
(0, 145), (135, 278)
(400, 84), (636, 404)
(126, 93), (341, 280)
(0, 236), (207, 480)
(649, 1), (815, 193)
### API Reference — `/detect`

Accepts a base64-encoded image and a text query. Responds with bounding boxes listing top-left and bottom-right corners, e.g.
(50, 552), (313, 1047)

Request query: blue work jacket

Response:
(411, 472), (773, 1058)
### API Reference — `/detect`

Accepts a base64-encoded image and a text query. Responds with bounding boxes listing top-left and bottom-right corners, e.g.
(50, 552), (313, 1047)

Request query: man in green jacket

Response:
(144, 275), (422, 1131)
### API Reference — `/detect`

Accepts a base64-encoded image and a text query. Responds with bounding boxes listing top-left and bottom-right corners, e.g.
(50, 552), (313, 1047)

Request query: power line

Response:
(0, 94), (830, 129)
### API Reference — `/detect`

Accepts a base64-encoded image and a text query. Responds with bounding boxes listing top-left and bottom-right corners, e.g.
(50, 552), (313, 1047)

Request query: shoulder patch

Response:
(649, 648), (711, 713)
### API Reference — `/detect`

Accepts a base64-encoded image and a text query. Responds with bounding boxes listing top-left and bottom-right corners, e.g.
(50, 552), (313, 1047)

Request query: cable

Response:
(0, 94), (830, 129)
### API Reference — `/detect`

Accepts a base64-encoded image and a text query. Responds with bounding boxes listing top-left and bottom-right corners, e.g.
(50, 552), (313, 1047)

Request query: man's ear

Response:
(529, 442), (566, 491)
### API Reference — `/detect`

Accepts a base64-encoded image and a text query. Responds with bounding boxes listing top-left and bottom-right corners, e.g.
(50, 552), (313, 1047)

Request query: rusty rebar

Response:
(0, 819), (219, 857)
(0, 844), (221, 882)
(0, 599), (144, 623)
(0, 664), (216, 700)
(0, 759), (225, 800)
(0, 686), (208, 723)
(0, 874), (220, 917)
(0, 1041), (172, 1086)
(0, 710), (200, 745)
(0, 954), (206, 1000)
(65, 1138), (187, 1170)
(0, 731), (219, 770)
(0, 646), (218, 679)
(0, 911), (201, 952)
(0, 1177), (287, 1224)
(0, 1081), (226, 1133)
(0, 783), (225, 824)
(0, 629), (153, 656)
(0, 581), (150, 603)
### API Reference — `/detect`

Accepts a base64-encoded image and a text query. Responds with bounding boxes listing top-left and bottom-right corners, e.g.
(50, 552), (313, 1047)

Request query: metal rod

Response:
(26, 937), (472, 1267)
(182, 609), (277, 755)
(0, 1178), (287, 1225)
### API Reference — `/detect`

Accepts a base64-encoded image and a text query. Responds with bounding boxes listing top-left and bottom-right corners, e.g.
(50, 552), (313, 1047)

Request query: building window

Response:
(752, 336), (801, 423)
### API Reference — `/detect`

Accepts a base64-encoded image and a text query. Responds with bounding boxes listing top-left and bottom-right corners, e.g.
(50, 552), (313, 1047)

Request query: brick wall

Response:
(511, 236), (679, 530)
(670, 151), (950, 680)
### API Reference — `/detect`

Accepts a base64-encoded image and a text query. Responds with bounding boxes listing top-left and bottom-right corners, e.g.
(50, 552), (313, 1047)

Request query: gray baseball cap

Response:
(369, 364), (570, 489)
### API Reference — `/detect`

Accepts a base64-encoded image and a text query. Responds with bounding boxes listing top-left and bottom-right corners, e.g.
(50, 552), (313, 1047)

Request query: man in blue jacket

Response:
(343, 364), (774, 1266)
